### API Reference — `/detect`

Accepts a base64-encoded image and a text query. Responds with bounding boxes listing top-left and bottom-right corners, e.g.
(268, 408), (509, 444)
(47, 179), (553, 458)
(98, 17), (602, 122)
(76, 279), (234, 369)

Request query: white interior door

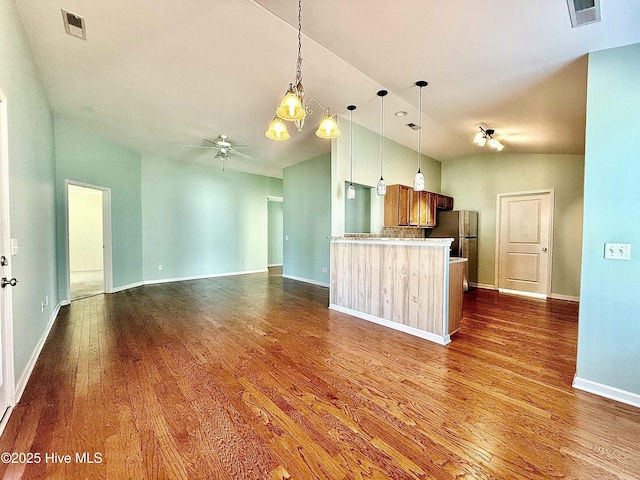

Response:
(496, 190), (554, 297)
(0, 92), (15, 425)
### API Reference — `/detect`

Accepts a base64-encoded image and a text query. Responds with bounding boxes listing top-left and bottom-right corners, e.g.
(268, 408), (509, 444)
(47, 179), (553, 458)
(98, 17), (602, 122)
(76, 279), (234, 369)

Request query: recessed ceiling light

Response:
(395, 111), (408, 117)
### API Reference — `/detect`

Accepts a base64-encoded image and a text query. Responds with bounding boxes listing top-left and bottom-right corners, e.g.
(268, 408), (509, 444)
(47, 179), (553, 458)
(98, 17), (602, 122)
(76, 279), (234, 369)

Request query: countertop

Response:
(449, 257), (469, 264)
(331, 237), (453, 247)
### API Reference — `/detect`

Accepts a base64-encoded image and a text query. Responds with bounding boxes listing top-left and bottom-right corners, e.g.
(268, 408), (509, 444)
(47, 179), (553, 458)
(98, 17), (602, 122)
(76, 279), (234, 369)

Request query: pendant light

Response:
(346, 105), (356, 200)
(376, 90), (388, 196)
(413, 80), (428, 192)
(265, 0), (340, 141)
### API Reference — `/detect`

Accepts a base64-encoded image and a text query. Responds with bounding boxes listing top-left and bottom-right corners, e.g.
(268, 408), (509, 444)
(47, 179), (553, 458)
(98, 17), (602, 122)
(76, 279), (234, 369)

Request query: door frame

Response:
(267, 196), (283, 268)
(0, 90), (16, 431)
(64, 180), (113, 302)
(494, 189), (554, 298)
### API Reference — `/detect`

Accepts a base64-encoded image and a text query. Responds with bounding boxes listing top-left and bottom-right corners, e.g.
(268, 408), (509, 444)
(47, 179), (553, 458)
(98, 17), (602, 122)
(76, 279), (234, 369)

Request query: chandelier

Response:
(265, 0), (340, 141)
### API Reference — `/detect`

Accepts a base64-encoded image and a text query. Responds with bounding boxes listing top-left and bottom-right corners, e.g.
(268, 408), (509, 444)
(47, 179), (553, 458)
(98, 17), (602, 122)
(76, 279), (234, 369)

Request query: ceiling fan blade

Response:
(229, 149), (254, 159)
(202, 136), (221, 145)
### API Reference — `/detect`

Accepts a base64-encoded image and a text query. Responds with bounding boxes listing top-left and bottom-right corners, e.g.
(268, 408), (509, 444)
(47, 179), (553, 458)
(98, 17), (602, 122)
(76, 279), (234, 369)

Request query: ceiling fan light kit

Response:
(265, 0), (340, 141)
(473, 126), (504, 151)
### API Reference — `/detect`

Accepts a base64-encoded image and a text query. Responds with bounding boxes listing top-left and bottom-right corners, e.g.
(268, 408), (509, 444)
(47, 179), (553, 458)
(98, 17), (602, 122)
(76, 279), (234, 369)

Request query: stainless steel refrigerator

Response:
(426, 210), (478, 291)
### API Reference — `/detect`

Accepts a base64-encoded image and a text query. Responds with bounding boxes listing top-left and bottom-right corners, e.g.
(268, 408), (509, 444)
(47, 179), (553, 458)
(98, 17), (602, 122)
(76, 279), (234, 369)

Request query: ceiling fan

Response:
(186, 134), (253, 169)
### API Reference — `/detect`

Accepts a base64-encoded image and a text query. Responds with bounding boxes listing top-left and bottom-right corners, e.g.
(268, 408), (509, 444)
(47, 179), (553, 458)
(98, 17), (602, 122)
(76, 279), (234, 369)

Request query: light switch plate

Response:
(604, 242), (631, 260)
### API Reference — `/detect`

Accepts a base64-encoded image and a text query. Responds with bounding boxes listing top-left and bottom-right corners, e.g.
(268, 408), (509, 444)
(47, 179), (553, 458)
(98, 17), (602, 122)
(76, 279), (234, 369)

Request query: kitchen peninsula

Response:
(330, 237), (464, 345)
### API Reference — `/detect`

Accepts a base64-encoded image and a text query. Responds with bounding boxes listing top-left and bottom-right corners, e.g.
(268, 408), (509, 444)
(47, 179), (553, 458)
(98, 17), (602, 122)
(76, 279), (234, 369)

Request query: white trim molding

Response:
(499, 288), (547, 300)
(144, 269), (268, 286)
(267, 263), (283, 268)
(15, 303), (61, 403)
(573, 376), (640, 409)
(111, 281), (144, 293)
(549, 293), (580, 302)
(329, 304), (450, 346)
(473, 283), (497, 290)
(282, 274), (329, 288)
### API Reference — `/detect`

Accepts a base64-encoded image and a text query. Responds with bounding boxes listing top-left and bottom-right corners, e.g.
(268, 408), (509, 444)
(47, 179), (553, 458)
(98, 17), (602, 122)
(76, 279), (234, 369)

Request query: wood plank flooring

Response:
(1, 271), (639, 479)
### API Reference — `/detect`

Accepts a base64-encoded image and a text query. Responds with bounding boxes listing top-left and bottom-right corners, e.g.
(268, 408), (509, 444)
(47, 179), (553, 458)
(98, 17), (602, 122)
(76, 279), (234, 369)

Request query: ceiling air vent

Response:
(62, 9), (86, 40)
(567, 0), (601, 28)
(406, 123), (421, 131)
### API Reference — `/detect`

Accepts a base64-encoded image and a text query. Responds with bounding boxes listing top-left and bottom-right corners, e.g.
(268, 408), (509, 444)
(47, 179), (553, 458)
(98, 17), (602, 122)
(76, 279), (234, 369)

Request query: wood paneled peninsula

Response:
(330, 237), (462, 345)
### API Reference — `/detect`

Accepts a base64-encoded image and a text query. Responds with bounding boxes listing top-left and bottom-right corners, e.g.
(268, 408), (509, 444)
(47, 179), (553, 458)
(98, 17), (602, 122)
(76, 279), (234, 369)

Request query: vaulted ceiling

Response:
(15, 0), (640, 177)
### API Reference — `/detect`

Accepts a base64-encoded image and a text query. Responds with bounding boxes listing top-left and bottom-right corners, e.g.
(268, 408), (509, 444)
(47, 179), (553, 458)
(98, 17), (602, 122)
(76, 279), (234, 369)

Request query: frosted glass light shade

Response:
(315, 113), (341, 139)
(276, 87), (306, 121)
(473, 131), (487, 146)
(265, 117), (290, 141)
(376, 177), (386, 196)
(414, 170), (425, 191)
(488, 137), (504, 151)
(347, 183), (356, 199)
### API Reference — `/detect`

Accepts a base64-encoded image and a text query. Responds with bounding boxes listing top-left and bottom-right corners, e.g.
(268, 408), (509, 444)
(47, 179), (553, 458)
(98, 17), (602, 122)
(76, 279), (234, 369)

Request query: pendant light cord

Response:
(418, 84), (422, 172)
(350, 108), (353, 184)
(380, 94), (384, 179)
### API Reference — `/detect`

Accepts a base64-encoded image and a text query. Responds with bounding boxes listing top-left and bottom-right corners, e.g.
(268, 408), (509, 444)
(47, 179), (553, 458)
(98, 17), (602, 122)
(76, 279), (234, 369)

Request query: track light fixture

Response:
(473, 126), (504, 151)
(265, 0), (340, 141)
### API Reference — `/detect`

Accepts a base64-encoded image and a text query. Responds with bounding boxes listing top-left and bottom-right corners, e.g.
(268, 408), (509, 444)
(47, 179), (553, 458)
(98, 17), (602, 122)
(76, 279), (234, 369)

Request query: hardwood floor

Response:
(1, 273), (638, 479)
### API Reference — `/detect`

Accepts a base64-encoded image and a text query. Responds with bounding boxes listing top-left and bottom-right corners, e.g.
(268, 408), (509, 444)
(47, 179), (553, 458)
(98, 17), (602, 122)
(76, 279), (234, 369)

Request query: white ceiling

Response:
(14, 0), (640, 178)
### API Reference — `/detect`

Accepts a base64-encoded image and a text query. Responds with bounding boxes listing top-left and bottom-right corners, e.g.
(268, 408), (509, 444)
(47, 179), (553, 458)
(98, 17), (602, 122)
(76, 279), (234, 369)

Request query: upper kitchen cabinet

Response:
(435, 194), (454, 211)
(385, 185), (451, 228)
(383, 184), (411, 227)
(410, 191), (436, 227)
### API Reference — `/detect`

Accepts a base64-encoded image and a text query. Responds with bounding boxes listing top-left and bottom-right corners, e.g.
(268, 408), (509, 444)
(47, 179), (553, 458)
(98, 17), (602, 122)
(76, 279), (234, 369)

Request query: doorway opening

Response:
(66, 182), (112, 301)
(267, 196), (283, 276)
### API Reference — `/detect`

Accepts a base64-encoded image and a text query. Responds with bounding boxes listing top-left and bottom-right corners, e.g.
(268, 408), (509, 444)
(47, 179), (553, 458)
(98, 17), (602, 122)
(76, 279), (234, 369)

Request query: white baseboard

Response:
(14, 302), (61, 403)
(268, 263), (283, 267)
(143, 269), (268, 286)
(472, 283), (497, 290)
(549, 293), (580, 302)
(111, 281), (144, 293)
(282, 274), (329, 288)
(329, 304), (450, 346)
(573, 376), (640, 408)
(60, 299), (70, 306)
(499, 288), (547, 300)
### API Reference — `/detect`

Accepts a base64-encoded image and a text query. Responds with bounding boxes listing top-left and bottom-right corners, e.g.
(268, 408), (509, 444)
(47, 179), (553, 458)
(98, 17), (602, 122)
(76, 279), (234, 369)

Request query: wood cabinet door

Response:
(409, 189), (421, 226)
(418, 192), (437, 227)
(383, 185), (411, 227)
(398, 185), (410, 226)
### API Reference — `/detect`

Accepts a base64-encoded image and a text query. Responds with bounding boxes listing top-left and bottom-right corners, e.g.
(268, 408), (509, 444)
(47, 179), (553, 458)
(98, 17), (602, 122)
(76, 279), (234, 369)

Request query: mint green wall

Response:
(268, 200), (283, 266)
(54, 117), (143, 296)
(0, 0), (58, 386)
(345, 182), (372, 233)
(577, 43), (640, 394)
(332, 120), (441, 236)
(283, 154), (331, 285)
(141, 156), (282, 281)
(442, 154), (584, 297)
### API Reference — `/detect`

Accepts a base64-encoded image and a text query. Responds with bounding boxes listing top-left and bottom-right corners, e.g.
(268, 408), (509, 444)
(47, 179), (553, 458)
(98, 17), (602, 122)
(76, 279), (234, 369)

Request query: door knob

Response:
(542, 247), (548, 252)
(1, 277), (17, 288)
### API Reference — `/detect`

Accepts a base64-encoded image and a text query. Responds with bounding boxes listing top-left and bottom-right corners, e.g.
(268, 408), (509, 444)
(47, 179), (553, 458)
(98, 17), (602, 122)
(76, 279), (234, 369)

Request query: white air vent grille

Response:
(62, 9), (86, 40)
(567, 0), (601, 27)
(406, 123), (421, 131)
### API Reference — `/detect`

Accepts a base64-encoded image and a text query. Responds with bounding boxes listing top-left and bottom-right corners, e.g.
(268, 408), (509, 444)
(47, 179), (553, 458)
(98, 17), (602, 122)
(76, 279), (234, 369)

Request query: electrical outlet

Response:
(157, 264), (163, 271)
(41, 301), (45, 312)
(45, 295), (49, 306)
(604, 242), (631, 260)
(321, 267), (328, 273)
(243, 259), (247, 265)
(285, 235), (289, 241)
